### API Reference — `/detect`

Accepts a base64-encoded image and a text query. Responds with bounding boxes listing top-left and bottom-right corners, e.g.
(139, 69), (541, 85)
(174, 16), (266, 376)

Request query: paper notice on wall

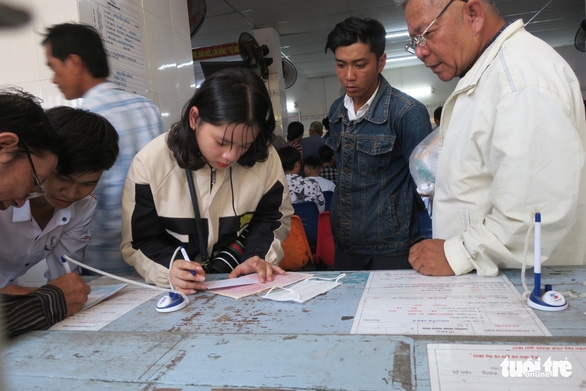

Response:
(78, 0), (148, 95)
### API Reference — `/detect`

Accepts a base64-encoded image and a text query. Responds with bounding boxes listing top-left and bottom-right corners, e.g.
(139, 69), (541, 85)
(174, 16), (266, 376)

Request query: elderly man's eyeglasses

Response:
(23, 145), (46, 200)
(405, 0), (467, 54)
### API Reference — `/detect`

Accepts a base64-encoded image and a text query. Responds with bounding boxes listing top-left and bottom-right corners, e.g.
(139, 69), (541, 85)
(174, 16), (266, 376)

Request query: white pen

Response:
(533, 212), (542, 297)
(180, 246), (196, 276)
(180, 246), (190, 261)
(61, 256), (72, 273)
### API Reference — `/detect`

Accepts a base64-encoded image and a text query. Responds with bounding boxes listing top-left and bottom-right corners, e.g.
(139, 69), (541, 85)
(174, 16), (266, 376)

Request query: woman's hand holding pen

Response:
(169, 259), (207, 295)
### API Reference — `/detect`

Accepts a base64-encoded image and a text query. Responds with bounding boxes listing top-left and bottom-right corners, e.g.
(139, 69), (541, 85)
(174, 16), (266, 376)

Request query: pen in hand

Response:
(61, 257), (72, 274)
(180, 246), (196, 276)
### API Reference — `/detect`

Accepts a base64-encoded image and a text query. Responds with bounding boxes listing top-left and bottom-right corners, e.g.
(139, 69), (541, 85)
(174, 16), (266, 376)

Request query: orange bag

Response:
(279, 215), (313, 271)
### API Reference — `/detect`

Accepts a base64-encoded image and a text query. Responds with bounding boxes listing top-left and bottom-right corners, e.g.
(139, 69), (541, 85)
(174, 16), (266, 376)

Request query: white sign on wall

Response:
(78, 0), (148, 96)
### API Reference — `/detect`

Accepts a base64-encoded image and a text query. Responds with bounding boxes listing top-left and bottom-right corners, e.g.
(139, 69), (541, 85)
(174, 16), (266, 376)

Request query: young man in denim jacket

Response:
(325, 16), (432, 270)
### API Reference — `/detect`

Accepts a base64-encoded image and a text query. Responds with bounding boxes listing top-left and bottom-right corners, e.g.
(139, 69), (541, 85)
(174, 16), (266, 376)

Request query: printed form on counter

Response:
(350, 270), (550, 336)
(427, 343), (586, 391)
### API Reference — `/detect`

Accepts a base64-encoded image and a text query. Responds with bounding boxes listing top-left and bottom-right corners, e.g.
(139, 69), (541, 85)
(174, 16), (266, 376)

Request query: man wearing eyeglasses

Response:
(0, 89), (91, 337)
(0, 93), (57, 210)
(395, 0), (586, 276)
(324, 17), (432, 270)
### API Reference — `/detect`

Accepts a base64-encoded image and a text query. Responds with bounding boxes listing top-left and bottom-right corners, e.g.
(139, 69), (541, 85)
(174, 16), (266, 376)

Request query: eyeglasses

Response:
(23, 145), (46, 200)
(405, 0), (467, 54)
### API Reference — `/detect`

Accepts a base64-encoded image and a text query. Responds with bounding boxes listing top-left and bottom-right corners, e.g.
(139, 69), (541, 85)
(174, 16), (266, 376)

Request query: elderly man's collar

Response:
(458, 17), (516, 78)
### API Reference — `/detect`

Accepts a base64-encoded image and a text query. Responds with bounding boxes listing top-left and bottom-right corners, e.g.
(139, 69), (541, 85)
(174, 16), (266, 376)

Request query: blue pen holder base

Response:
(527, 288), (568, 312)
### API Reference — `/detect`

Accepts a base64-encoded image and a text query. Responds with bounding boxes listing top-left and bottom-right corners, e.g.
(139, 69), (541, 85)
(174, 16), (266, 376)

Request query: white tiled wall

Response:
(0, 0), (196, 131)
(2, 0), (195, 286)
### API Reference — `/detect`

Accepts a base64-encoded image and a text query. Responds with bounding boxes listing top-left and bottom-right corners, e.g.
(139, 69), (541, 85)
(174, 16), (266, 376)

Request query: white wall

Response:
(0, 0), (195, 131)
(286, 44), (585, 132)
(0, 0), (195, 286)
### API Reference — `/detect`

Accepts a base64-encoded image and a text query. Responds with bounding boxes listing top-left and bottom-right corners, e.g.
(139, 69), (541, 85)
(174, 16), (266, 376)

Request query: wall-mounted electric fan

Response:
(238, 32), (273, 80)
(575, 19), (586, 52)
(282, 57), (298, 89)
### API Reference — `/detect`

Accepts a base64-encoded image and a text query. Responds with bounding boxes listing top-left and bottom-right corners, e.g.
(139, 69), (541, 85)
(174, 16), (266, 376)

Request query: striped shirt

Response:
(1, 285), (66, 338)
(82, 82), (164, 273)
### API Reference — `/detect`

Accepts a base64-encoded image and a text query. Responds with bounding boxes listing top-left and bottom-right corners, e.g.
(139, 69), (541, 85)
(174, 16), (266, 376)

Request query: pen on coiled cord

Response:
(533, 212), (542, 297)
(61, 256), (72, 274)
(180, 246), (196, 276)
(62, 255), (169, 294)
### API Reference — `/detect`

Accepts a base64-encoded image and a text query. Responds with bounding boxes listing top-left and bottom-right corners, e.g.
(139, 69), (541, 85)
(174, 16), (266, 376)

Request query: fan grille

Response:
(575, 19), (586, 52)
(238, 32), (271, 79)
(282, 58), (298, 89)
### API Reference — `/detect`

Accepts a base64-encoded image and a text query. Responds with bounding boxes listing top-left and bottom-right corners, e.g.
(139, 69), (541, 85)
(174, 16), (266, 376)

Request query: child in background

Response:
(303, 155), (335, 193)
(279, 146), (325, 213)
(318, 145), (337, 183)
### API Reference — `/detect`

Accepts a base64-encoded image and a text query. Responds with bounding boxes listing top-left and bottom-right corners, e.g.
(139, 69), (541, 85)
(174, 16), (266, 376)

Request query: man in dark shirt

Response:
(299, 121), (326, 158)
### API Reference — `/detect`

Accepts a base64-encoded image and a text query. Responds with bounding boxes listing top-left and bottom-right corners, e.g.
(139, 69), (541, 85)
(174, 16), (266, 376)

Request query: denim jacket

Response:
(326, 75), (432, 255)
